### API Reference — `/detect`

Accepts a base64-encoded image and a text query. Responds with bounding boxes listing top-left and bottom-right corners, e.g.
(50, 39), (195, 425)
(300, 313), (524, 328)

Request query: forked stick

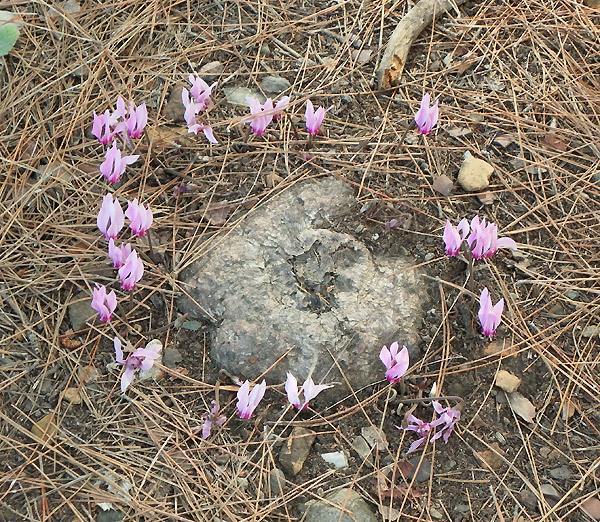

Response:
(376, 0), (468, 89)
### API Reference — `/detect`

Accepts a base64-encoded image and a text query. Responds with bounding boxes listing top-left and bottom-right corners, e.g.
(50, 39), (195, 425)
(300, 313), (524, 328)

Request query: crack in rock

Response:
(179, 178), (427, 397)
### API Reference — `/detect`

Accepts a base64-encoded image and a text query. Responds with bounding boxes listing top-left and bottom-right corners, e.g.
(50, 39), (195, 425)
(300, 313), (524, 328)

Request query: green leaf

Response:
(0, 23), (19, 57)
(181, 320), (203, 331)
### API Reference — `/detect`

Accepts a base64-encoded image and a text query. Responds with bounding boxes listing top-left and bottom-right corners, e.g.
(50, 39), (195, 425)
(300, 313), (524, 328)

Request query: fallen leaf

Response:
(475, 443), (504, 471)
(473, 190), (494, 206)
(203, 204), (231, 226)
(78, 365), (99, 384)
(507, 392), (536, 423)
(146, 126), (195, 150)
(181, 320), (203, 331)
(59, 330), (82, 349)
(446, 126), (471, 138)
(493, 134), (514, 148)
(495, 370), (521, 393)
(581, 496), (600, 520)
(0, 19), (19, 57)
(265, 172), (283, 188)
(61, 387), (82, 404)
(484, 340), (517, 356)
(542, 133), (569, 152)
(31, 413), (58, 443)
(432, 175), (453, 196)
(561, 398), (579, 421)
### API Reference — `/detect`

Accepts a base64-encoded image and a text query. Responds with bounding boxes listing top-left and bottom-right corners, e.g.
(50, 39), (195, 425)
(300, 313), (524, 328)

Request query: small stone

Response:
(361, 426), (388, 450)
(224, 87), (264, 107)
(549, 465), (571, 481)
(321, 451), (349, 469)
(475, 443), (504, 471)
(260, 75), (291, 93)
(424, 253), (435, 262)
(430, 505), (443, 519)
(495, 369), (521, 393)
(269, 468), (285, 496)
(278, 427), (316, 476)
(406, 456), (432, 483)
(68, 291), (94, 331)
(61, 387), (82, 405)
(581, 325), (600, 338)
(432, 174), (454, 196)
(519, 490), (538, 510)
(96, 510), (124, 522)
(199, 60), (224, 78)
(164, 85), (185, 122)
(304, 488), (377, 522)
(351, 436), (372, 462)
(162, 347), (183, 369)
(351, 48), (373, 64)
(457, 154), (494, 192)
(495, 432), (507, 444)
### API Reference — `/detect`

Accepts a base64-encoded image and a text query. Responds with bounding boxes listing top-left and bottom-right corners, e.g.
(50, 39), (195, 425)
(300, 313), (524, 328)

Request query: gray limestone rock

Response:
(179, 178), (426, 396)
(304, 488), (377, 522)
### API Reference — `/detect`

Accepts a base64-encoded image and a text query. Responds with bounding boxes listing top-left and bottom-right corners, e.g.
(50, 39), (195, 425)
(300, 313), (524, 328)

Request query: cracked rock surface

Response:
(179, 178), (426, 397)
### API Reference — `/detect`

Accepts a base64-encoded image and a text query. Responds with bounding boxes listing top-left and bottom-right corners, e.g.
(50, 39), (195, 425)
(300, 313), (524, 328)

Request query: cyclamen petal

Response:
(113, 337), (161, 393)
(305, 99), (330, 136)
(285, 373), (334, 410)
(125, 199), (153, 237)
(380, 342), (410, 383)
(414, 93), (439, 135)
(91, 284), (117, 323)
(236, 380), (266, 419)
(246, 97), (274, 137)
(118, 250), (144, 291)
(478, 287), (504, 337)
(108, 239), (132, 269)
(97, 194), (124, 240)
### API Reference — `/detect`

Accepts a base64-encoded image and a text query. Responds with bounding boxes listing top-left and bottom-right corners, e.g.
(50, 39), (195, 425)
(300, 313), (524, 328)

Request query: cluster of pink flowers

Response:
(89, 97), (153, 324)
(444, 216), (517, 260)
(403, 400), (461, 454)
(442, 217), (515, 338)
(113, 337), (161, 392)
(182, 75), (217, 144)
(93, 97), (146, 185)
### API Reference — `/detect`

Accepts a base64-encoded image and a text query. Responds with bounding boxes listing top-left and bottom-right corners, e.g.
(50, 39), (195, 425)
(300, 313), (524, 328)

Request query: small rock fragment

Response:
(495, 370), (521, 393)
(519, 490), (538, 510)
(162, 347), (183, 369)
(540, 483), (560, 499)
(163, 85), (185, 122)
(61, 387), (82, 404)
(477, 191), (496, 205)
(260, 75), (291, 93)
(268, 468), (285, 496)
(224, 87), (264, 107)
(78, 365), (99, 384)
(321, 451), (349, 469)
(581, 496), (600, 520)
(432, 175), (454, 196)
(457, 154), (494, 192)
(199, 60), (224, 78)
(278, 427), (316, 475)
(68, 291), (94, 331)
(549, 465), (571, 481)
(475, 443), (504, 471)
(304, 488), (377, 522)
(581, 325), (600, 338)
(361, 426), (388, 450)
(351, 436), (372, 462)
(405, 456), (432, 483)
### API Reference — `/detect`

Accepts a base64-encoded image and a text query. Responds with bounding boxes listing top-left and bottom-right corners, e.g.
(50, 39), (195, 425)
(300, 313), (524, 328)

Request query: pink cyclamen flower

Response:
(182, 88), (217, 144)
(443, 218), (470, 257)
(379, 342), (410, 383)
(432, 401), (461, 443)
(285, 373), (334, 410)
(272, 96), (290, 121)
(92, 110), (116, 145)
(124, 101), (148, 139)
(99, 142), (139, 185)
(305, 99), (330, 136)
(478, 287), (504, 338)
(118, 250), (144, 292)
(90, 283), (117, 323)
(114, 337), (161, 393)
(403, 414), (445, 454)
(414, 93), (439, 135)
(97, 194), (125, 240)
(246, 96), (274, 137)
(125, 199), (153, 237)
(467, 216), (517, 260)
(108, 239), (132, 269)
(201, 401), (227, 439)
(236, 379), (267, 419)
(188, 74), (214, 111)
